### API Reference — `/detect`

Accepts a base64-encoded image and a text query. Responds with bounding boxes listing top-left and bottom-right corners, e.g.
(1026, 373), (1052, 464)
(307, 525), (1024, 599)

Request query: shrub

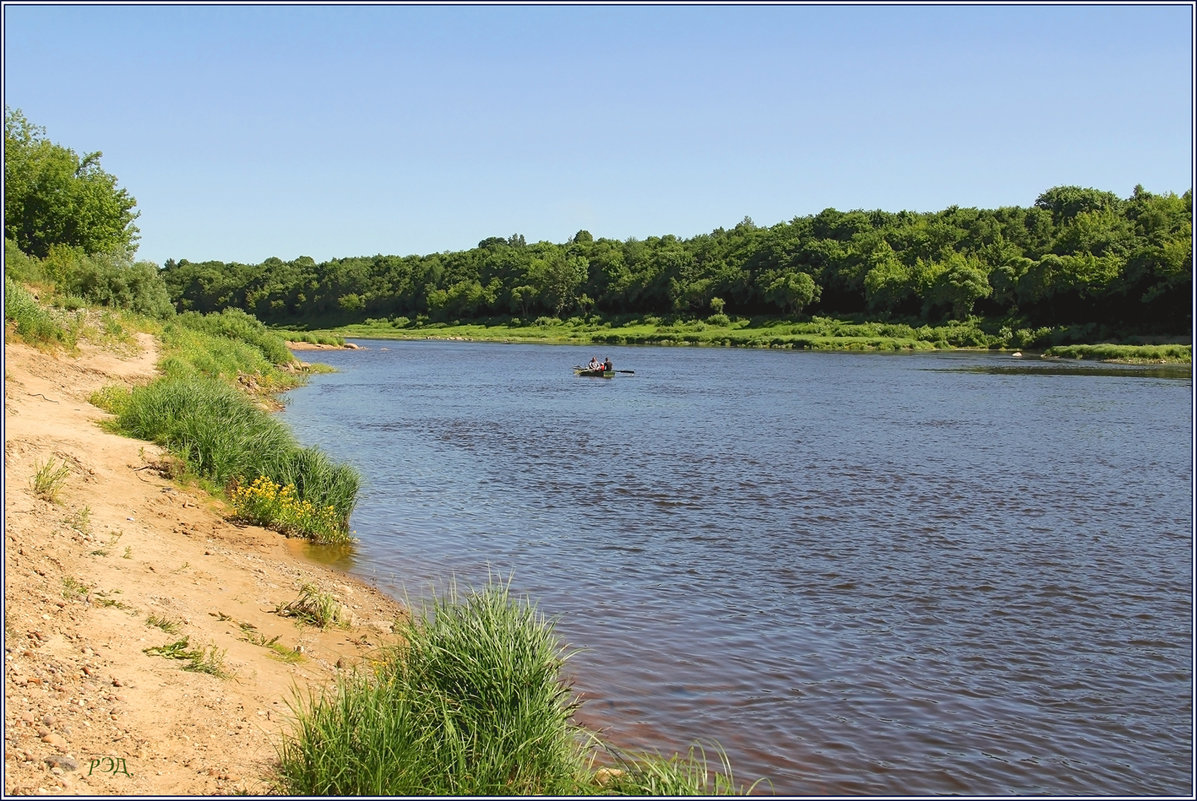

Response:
(4, 237), (45, 284)
(67, 252), (175, 319)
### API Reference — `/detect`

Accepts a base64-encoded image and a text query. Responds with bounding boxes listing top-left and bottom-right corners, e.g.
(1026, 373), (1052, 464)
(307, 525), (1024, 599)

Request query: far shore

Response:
(275, 316), (1191, 365)
(285, 340), (359, 350)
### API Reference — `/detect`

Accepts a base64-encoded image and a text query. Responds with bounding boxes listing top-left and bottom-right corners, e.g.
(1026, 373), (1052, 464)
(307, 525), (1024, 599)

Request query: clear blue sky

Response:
(3, 2), (1193, 267)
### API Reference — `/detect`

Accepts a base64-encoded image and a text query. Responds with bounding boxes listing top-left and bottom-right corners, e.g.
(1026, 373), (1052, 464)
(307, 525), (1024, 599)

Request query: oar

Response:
(573, 364), (634, 374)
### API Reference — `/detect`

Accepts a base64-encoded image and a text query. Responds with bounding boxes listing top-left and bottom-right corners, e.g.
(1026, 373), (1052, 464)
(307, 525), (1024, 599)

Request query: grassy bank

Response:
(1041, 343), (1193, 364)
(6, 273), (763, 794)
(275, 580), (761, 796)
(5, 277), (360, 544)
(278, 312), (1192, 362)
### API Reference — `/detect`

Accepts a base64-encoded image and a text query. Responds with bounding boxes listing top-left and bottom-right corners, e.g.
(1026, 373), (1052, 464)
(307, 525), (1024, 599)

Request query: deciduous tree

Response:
(4, 107), (140, 258)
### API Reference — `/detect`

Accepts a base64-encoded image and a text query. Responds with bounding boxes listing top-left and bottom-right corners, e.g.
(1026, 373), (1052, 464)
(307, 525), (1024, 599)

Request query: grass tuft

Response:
(273, 579), (755, 796)
(240, 624), (306, 664)
(275, 584), (350, 629)
(61, 576), (90, 601)
(146, 614), (181, 634)
(31, 458), (71, 503)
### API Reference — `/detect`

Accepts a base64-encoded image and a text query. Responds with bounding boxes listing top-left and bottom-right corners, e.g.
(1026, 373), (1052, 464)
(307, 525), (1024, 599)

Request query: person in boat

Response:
(603, 357), (613, 372)
(588, 356), (601, 370)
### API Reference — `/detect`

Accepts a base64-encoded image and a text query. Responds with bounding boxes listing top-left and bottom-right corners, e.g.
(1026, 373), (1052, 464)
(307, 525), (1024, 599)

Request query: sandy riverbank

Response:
(3, 334), (407, 795)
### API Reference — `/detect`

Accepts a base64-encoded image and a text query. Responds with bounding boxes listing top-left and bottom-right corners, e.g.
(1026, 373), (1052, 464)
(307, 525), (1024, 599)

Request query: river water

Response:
(280, 339), (1193, 797)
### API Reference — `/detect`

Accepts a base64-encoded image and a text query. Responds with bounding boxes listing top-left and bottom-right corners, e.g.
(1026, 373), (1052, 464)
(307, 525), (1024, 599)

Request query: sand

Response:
(3, 333), (408, 795)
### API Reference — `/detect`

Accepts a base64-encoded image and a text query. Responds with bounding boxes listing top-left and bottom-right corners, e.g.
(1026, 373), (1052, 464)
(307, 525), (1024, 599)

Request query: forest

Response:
(158, 186), (1192, 339)
(5, 106), (1191, 345)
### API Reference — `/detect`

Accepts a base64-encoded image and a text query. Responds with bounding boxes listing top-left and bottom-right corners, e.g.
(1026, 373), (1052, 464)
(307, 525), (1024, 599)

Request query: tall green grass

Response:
(31, 458), (72, 503)
(277, 330), (347, 347)
(176, 308), (295, 364)
(274, 581), (756, 796)
(591, 742), (769, 795)
(109, 376), (359, 542)
(114, 377), (293, 485)
(158, 311), (306, 391)
(4, 275), (76, 348)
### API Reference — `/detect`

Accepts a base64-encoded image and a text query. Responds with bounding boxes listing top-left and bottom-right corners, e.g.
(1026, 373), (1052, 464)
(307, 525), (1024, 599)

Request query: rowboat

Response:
(572, 364), (634, 377)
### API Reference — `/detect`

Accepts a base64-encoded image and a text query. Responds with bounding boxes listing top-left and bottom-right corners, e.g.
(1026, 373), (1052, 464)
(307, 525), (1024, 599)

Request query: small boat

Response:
(574, 367), (614, 378)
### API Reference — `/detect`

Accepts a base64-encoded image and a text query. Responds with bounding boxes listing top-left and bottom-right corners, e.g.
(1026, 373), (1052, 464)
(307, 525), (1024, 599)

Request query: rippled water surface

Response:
(282, 340), (1193, 796)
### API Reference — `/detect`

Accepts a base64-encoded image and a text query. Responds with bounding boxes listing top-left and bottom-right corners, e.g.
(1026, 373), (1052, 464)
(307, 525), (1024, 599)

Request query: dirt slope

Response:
(3, 333), (407, 795)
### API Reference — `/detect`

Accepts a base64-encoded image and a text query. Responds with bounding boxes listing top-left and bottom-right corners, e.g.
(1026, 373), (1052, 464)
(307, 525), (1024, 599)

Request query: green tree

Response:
(929, 252), (992, 320)
(764, 271), (820, 315)
(1050, 207), (1132, 257)
(528, 251), (587, 317)
(1034, 185), (1121, 224)
(863, 245), (916, 315)
(4, 107), (140, 258)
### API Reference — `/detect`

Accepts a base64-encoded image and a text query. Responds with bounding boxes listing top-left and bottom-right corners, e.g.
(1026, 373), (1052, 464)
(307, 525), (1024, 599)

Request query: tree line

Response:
(5, 107), (1190, 335)
(160, 187), (1191, 334)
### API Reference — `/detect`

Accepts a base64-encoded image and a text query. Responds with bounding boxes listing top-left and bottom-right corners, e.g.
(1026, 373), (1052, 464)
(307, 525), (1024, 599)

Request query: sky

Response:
(2, 2), (1193, 267)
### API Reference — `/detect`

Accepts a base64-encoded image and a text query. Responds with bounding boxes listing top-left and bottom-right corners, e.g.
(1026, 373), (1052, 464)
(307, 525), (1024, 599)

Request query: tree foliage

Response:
(157, 184), (1191, 335)
(5, 107), (140, 259)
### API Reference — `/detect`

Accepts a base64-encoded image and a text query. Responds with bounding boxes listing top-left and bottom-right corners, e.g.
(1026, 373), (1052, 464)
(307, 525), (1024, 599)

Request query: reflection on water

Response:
(284, 538), (358, 571)
(944, 360), (1191, 380)
(281, 341), (1193, 797)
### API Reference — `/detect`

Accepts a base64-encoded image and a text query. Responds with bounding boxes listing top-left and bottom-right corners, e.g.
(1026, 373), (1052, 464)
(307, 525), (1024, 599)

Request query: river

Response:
(281, 339), (1193, 797)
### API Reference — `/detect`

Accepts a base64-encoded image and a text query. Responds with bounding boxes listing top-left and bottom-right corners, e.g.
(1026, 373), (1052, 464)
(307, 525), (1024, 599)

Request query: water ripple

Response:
(282, 341), (1193, 797)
